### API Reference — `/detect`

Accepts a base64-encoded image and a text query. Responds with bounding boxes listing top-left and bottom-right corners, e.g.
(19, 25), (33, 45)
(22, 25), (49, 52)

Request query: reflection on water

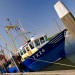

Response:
(65, 33), (75, 64)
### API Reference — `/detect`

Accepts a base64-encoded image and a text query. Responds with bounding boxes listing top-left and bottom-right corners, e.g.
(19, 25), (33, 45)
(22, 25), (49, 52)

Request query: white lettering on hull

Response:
(32, 49), (45, 59)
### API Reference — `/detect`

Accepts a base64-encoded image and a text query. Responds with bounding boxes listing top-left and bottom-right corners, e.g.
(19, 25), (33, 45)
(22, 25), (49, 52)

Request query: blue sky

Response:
(0, 0), (75, 53)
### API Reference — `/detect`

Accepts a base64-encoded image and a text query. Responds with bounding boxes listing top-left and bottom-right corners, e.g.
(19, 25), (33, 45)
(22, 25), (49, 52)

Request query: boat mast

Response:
(6, 25), (17, 52)
(18, 19), (29, 41)
(53, 18), (62, 31)
(6, 25), (21, 72)
(6, 19), (18, 53)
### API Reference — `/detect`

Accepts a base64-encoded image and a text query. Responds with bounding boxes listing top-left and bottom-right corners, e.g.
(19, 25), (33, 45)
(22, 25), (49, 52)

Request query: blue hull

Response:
(22, 29), (66, 72)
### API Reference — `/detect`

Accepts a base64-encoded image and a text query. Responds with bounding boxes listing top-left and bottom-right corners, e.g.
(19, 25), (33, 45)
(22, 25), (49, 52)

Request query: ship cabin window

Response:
(19, 47), (26, 56)
(20, 51), (23, 56)
(34, 39), (40, 46)
(40, 37), (45, 44)
(22, 47), (26, 54)
(29, 42), (34, 49)
(44, 35), (47, 41)
(26, 46), (30, 51)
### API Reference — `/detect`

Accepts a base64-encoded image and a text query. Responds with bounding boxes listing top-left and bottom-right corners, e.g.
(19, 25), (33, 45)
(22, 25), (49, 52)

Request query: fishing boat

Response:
(17, 29), (66, 72)
(0, 7), (68, 73)
(0, 23), (67, 73)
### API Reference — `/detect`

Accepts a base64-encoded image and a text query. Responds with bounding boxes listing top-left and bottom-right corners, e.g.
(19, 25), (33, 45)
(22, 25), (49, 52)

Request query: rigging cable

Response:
(0, 34), (13, 51)
(18, 19), (29, 41)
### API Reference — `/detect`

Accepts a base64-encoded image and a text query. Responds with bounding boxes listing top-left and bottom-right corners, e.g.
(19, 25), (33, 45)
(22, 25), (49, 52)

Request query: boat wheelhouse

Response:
(17, 33), (48, 61)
